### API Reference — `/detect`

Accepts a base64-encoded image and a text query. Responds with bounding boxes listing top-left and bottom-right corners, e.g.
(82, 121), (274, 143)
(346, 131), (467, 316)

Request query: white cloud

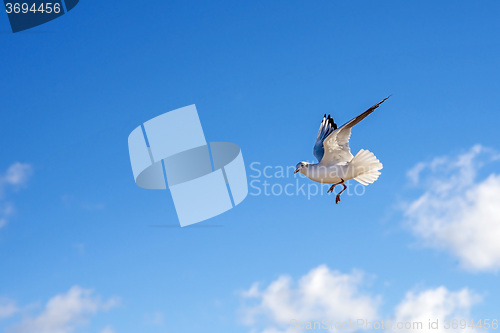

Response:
(392, 287), (481, 333)
(0, 298), (18, 320)
(1, 163), (33, 189)
(407, 162), (427, 185)
(0, 163), (33, 230)
(240, 266), (481, 333)
(240, 265), (380, 332)
(144, 311), (165, 326)
(7, 286), (119, 333)
(100, 326), (116, 333)
(404, 145), (500, 271)
(0, 203), (15, 229)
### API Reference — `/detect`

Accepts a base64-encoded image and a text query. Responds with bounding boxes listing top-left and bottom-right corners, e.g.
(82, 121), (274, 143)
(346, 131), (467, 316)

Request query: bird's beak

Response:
(294, 168), (299, 174)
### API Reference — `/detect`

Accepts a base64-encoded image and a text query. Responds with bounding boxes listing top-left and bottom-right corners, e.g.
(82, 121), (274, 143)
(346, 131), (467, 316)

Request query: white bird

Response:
(294, 97), (389, 204)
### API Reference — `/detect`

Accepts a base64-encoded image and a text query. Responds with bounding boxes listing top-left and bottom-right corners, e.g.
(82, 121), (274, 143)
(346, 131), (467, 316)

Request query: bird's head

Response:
(294, 161), (310, 175)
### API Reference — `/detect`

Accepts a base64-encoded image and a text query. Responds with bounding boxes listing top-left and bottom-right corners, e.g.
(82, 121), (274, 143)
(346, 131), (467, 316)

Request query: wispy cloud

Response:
(239, 265), (481, 333)
(144, 311), (165, 326)
(0, 163), (33, 230)
(392, 287), (481, 333)
(100, 326), (116, 333)
(0, 203), (15, 229)
(404, 145), (500, 271)
(0, 163), (33, 190)
(0, 298), (19, 321)
(240, 265), (380, 332)
(6, 286), (119, 333)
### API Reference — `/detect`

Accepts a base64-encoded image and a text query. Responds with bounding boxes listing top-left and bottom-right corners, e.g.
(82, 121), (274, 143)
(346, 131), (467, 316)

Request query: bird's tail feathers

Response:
(350, 149), (383, 185)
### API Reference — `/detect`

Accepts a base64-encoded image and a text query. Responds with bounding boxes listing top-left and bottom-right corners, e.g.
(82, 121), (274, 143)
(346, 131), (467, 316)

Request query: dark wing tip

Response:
(369, 95), (392, 112)
(325, 114), (337, 130)
(379, 95), (391, 105)
(328, 114), (337, 129)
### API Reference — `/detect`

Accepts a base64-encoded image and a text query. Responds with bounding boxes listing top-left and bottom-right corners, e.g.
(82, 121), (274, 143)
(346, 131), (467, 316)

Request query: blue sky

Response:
(1, 1), (500, 332)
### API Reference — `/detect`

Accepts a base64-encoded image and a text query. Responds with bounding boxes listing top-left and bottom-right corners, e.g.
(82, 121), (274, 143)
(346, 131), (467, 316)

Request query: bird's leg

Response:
(336, 183), (348, 204)
(327, 178), (345, 193)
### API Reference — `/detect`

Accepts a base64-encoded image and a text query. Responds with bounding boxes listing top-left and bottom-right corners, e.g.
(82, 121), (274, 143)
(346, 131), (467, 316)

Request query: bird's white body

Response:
(302, 163), (349, 184)
(298, 149), (382, 185)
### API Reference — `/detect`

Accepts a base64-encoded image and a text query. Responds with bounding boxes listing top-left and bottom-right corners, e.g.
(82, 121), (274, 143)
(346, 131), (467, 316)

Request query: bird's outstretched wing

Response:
(313, 114), (337, 162)
(320, 96), (390, 165)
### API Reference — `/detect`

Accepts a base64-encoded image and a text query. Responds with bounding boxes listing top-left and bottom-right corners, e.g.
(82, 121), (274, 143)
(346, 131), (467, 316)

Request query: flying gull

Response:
(294, 97), (390, 204)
